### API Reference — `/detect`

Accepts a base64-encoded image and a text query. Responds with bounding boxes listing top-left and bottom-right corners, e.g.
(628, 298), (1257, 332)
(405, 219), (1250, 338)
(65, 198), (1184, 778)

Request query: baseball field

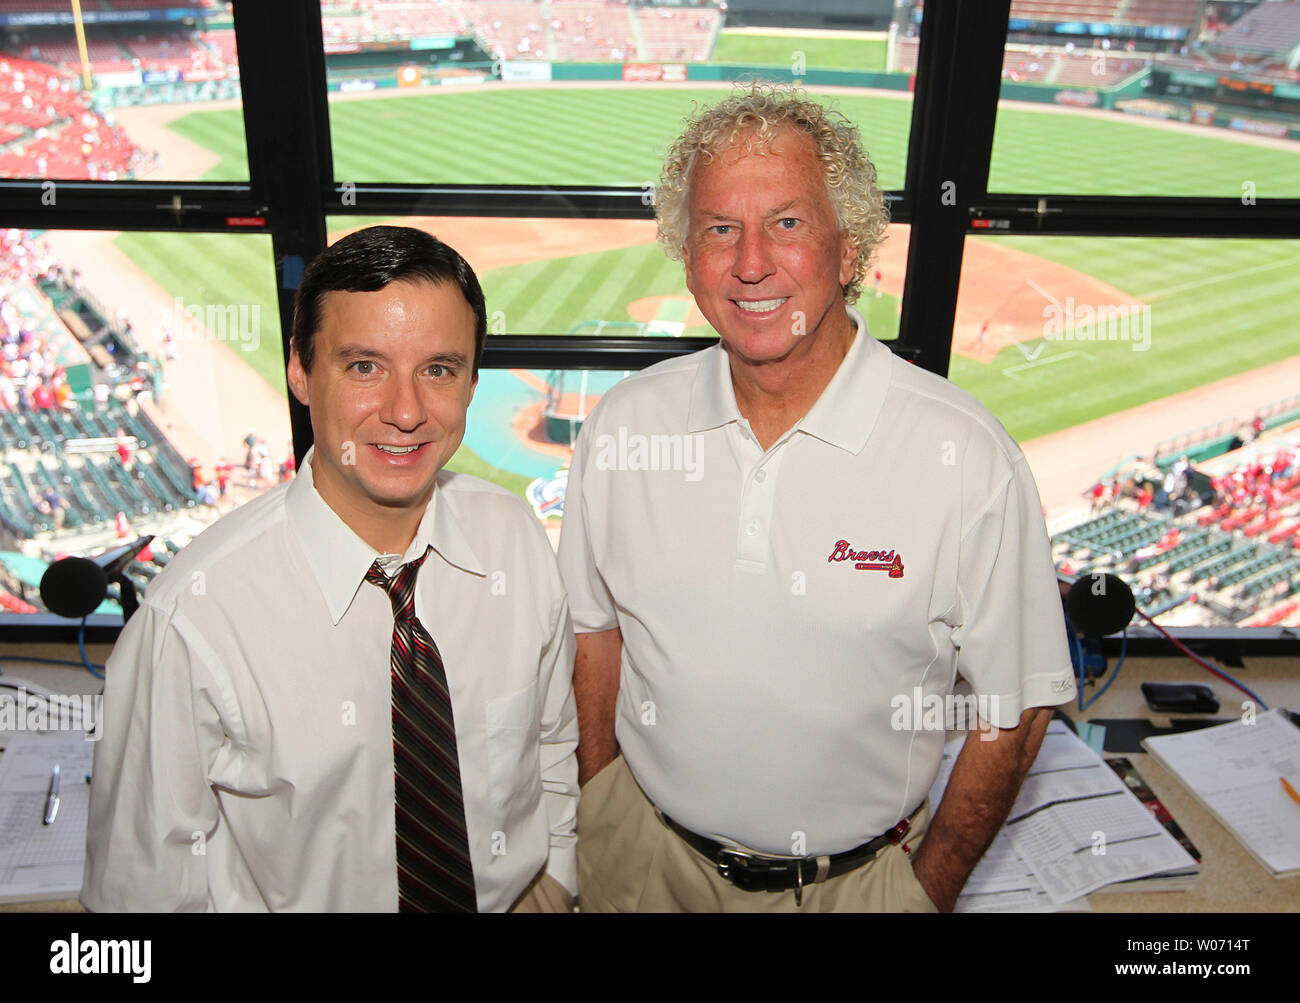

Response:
(103, 33), (1300, 509)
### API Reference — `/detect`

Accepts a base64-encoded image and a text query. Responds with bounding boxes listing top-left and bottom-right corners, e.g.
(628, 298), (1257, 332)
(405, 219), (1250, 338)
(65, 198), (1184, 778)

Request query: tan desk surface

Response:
(1071, 652), (1299, 913)
(2, 642), (1297, 913)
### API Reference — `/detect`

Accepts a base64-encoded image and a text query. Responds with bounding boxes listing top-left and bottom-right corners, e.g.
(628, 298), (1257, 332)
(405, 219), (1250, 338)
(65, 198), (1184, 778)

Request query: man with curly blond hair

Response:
(558, 84), (1075, 912)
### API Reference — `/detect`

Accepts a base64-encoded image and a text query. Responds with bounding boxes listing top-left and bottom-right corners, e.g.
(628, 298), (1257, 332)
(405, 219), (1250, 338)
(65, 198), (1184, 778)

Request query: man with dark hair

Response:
(84, 225), (578, 912)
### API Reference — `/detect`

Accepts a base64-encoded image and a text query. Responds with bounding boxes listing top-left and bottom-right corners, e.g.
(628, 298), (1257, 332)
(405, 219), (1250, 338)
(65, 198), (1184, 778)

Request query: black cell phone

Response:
(1140, 682), (1220, 714)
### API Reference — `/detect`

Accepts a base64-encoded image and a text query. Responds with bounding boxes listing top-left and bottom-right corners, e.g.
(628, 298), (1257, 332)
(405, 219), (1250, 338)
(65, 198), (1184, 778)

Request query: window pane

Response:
(328, 215), (910, 341)
(0, 5), (248, 181)
(323, 1), (919, 190)
(949, 233), (1300, 627)
(1, 227), (287, 617)
(987, 2), (1300, 196)
(448, 367), (633, 546)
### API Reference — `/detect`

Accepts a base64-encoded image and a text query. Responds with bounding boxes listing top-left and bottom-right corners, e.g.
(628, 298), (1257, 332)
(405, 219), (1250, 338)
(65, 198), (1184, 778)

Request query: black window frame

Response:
(1, 0), (1297, 649)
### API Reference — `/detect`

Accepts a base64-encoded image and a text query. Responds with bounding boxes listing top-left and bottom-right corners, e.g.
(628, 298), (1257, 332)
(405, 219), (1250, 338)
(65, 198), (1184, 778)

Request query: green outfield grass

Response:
(711, 32), (887, 71)
(988, 111), (1300, 198)
(135, 86), (1300, 477)
(949, 235), (1300, 442)
(442, 446), (532, 497)
(170, 86), (1300, 199)
(112, 231), (286, 394)
(472, 239), (902, 341)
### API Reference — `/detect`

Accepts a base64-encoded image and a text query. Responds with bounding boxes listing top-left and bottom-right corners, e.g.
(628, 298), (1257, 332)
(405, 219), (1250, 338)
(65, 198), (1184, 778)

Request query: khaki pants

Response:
(577, 756), (939, 913)
(509, 870), (575, 913)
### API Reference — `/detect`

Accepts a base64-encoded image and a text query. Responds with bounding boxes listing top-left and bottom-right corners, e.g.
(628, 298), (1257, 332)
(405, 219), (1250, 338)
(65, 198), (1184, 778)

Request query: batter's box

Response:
(1002, 350), (1095, 380)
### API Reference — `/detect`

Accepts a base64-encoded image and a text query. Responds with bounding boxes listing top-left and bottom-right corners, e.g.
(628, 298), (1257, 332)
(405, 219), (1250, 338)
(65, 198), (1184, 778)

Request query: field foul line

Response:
(1143, 255), (1300, 301)
(1002, 349), (1093, 379)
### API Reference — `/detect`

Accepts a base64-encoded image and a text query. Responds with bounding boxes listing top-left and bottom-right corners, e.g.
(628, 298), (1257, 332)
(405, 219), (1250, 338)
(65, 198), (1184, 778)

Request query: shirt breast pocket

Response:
(484, 679), (542, 812)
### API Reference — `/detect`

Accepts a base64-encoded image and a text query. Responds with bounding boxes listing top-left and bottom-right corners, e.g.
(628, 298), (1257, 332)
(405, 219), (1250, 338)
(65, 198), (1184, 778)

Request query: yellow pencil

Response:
(1282, 777), (1300, 806)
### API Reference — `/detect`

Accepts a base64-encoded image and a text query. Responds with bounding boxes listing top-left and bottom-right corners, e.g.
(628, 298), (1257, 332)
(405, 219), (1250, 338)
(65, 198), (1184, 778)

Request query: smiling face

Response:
(682, 125), (857, 368)
(287, 278), (477, 552)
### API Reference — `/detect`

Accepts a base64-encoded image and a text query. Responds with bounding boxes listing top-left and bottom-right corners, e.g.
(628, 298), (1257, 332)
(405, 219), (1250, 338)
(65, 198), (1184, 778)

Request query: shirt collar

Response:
(686, 307), (890, 454)
(287, 450), (486, 626)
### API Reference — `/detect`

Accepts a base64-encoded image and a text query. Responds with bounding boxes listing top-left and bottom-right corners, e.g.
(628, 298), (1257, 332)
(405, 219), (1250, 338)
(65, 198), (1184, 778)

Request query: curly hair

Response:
(654, 82), (889, 303)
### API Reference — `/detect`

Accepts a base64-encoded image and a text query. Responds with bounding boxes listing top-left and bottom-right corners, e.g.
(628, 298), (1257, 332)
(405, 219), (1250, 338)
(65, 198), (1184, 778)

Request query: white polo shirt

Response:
(558, 310), (1075, 857)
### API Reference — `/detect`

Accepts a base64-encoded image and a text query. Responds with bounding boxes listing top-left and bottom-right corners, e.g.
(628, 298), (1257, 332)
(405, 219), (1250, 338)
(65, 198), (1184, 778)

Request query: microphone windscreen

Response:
(39, 557), (109, 619)
(1065, 572), (1136, 637)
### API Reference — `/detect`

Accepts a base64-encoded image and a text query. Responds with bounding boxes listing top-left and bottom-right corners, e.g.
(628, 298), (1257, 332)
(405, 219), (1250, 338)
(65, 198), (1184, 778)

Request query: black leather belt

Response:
(659, 808), (918, 906)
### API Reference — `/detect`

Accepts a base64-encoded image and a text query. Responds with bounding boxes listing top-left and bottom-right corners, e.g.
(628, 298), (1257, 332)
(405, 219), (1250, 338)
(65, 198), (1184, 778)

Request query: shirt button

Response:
(754, 469), (767, 483)
(746, 520), (759, 536)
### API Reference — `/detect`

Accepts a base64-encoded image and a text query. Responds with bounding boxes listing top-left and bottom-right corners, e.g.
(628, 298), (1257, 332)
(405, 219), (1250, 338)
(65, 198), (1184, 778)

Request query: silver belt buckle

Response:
(715, 846), (756, 881)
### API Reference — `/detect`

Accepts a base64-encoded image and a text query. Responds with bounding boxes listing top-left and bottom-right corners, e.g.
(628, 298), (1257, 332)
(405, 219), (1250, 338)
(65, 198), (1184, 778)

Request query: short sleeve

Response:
(951, 457), (1076, 727)
(556, 419), (618, 633)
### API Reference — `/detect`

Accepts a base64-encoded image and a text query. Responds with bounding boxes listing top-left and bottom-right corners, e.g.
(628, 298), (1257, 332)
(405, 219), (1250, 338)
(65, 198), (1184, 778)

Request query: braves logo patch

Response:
(827, 539), (904, 578)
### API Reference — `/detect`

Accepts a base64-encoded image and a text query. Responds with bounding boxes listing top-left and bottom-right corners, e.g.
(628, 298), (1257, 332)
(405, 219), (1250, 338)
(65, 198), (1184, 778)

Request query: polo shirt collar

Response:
(685, 307), (889, 454)
(287, 450), (485, 626)
(798, 307), (890, 455)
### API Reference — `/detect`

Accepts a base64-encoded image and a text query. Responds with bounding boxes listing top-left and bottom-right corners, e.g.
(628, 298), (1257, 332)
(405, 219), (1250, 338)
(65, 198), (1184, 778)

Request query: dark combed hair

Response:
(292, 224), (487, 374)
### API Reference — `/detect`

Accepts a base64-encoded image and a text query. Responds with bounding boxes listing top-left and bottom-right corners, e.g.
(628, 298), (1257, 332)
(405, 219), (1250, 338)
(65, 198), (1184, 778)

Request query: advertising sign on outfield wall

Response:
(1054, 89), (1099, 107)
(1228, 116), (1289, 139)
(621, 63), (687, 82)
(623, 63), (661, 81)
(501, 62), (553, 83)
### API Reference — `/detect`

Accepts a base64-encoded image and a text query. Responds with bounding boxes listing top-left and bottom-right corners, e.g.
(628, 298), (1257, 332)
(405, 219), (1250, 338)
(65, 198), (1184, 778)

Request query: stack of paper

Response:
(930, 720), (1201, 911)
(1143, 708), (1300, 878)
(0, 731), (94, 903)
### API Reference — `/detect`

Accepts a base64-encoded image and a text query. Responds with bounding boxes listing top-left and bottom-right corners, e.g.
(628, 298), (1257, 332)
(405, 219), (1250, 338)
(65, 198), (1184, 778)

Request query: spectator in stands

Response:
(1089, 480), (1106, 515)
(31, 381), (54, 409)
(278, 446), (296, 483)
(214, 457), (231, 503)
(40, 486), (67, 531)
(242, 426), (259, 472)
(115, 427), (133, 470)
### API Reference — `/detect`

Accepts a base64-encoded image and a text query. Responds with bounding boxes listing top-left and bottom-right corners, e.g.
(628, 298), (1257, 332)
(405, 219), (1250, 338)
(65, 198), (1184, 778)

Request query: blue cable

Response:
(1063, 612), (1088, 712)
(78, 616), (105, 679)
(1080, 628), (1127, 713)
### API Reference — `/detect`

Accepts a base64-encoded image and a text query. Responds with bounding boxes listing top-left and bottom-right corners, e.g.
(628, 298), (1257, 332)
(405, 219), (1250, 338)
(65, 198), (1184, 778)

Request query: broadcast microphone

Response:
(39, 535), (155, 622)
(1065, 572), (1137, 637)
(39, 557), (108, 619)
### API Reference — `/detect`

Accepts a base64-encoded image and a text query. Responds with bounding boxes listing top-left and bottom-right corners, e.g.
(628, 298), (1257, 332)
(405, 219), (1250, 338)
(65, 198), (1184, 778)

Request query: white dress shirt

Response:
(558, 309), (1075, 856)
(83, 452), (578, 912)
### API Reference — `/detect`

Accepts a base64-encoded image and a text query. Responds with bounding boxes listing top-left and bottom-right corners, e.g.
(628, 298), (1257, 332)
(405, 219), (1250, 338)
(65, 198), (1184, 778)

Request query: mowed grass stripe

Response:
(552, 245), (664, 329)
(154, 91), (1300, 446)
(948, 236), (1300, 439)
(112, 232), (286, 393)
(170, 88), (1297, 196)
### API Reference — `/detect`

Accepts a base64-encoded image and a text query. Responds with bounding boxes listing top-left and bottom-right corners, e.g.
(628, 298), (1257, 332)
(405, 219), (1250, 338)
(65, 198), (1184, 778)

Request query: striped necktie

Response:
(366, 552), (477, 913)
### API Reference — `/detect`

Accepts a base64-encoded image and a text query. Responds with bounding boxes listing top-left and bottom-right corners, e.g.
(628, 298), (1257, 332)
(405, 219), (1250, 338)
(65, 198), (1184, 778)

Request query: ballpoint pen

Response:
(44, 764), (61, 826)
